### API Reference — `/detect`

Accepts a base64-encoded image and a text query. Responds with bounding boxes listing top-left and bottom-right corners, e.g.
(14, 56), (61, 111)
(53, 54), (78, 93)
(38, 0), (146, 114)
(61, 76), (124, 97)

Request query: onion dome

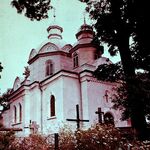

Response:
(76, 22), (94, 44)
(28, 21), (72, 62)
(47, 21), (63, 40)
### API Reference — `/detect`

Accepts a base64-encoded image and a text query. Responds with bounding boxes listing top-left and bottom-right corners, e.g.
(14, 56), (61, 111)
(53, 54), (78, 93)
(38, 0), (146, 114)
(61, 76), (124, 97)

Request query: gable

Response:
(29, 49), (37, 61)
(13, 77), (21, 91)
(38, 43), (59, 54)
(62, 44), (72, 52)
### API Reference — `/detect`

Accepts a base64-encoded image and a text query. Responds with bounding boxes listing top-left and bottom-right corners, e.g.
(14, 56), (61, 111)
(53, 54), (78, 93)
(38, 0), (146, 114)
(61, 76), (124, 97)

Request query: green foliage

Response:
(0, 89), (12, 111)
(58, 125), (76, 150)
(81, 0), (150, 72)
(113, 73), (150, 121)
(0, 131), (15, 150)
(76, 124), (121, 150)
(11, 0), (52, 21)
(11, 134), (52, 150)
(94, 63), (150, 124)
(93, 62), (124, 82)
(94, 63), (150, 139)
(81, 0), (150, 139)
(0, 124), (150, 149)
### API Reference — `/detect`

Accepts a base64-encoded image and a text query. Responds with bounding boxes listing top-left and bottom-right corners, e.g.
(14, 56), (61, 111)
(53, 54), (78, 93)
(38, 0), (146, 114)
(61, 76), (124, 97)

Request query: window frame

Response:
(50, 95), (56, 117)
(45, 60), (54, 76)
(73, 52), (79, 68)
(14, 105), (17, 124)
(19, 103), (22, 123)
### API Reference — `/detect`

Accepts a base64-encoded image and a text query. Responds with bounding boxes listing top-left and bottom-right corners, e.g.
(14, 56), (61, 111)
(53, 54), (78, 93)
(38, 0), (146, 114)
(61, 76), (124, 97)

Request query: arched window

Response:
(19, 103), (22, 122)
(73, 53), (79, 68)
(104, 112), (114, 125)
(14, 106), (17, 123)
(45, 60), (53, 76)
(50, 95), (55, 117)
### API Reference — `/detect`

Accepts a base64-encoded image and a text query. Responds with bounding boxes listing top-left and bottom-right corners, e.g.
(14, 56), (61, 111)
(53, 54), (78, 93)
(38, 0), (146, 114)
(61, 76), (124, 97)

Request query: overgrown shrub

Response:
(11, 134), (53, 150)
(75, 124), (122, 150)
(0, 124), (150, 149)
(0, 131), (15, 150)
(59, 125), (76, 150)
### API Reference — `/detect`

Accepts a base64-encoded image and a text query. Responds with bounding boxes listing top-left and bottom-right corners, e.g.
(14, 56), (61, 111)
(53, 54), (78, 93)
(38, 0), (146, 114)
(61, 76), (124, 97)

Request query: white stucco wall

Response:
(76, 47), (97, 66)
(62, 74), (81, 130)
(81, 77), (129, 127)
(41, 74), (64, 134)
(29, 54), (72, 83)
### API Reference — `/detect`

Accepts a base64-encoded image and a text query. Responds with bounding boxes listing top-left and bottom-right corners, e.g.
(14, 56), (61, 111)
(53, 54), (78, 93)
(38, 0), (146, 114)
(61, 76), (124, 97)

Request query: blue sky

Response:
(0, 0), (120, 94)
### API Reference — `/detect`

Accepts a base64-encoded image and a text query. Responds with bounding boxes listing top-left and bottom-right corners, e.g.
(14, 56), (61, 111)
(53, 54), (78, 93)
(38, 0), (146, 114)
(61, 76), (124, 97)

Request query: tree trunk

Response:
(118, 31), (148, 140)
(118, 31), (135, 79)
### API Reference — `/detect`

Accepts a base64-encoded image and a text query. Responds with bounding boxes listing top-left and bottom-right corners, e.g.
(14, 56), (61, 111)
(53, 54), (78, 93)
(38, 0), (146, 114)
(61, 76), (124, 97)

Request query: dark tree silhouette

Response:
(11, 0), (52, 21)
(0, 89), (12, 112)
(80, 0), (150, 140)
(0, 62), (3, 79)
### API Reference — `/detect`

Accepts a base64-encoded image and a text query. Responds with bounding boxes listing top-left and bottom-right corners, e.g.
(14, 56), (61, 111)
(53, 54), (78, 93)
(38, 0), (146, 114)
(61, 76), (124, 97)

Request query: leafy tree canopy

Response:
(11, 0), (52, 21)
(80, 0), (150, 74)
(80, 0), (150, 140)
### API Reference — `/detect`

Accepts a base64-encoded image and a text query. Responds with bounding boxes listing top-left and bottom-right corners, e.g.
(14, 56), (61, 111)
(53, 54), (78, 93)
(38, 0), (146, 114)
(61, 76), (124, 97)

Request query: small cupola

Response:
(76, 22), (94, 43)
(47, 23), (63, 40)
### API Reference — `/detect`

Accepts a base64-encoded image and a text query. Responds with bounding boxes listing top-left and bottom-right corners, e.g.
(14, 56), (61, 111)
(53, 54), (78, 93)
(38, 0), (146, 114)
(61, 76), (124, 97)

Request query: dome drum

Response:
(76, 24), (94, 41)
(47, 25), (63, 33)
(47, 25), (63, 40)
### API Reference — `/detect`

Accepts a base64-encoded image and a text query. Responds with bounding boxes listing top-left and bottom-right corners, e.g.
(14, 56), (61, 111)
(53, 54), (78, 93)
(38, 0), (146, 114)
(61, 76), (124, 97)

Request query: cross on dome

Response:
(53, 7), (56, 21)
(47, 7), (63, 40)
(83, 10), (86, 25)
(76, 12), (94, 42)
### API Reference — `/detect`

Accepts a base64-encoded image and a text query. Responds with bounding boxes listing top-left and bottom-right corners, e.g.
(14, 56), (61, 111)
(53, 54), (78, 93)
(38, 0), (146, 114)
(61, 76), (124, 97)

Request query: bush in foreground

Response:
(0, 131), (15, 150)
(0, 124), (150, 149)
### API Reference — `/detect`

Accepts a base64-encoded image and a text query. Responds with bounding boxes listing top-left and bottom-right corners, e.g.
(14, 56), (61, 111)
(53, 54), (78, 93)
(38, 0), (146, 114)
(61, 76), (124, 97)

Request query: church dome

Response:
(28, 21), (72, 58)
(37, 21), (71, 54)
(76, 22), (94, 44)
(47, 21), (63, 40)
(78, 23), (93, 32)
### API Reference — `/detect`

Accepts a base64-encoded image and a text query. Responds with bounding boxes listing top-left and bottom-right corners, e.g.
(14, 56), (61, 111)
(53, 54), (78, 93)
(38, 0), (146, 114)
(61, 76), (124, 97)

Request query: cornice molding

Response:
(28, 51), (70, 64)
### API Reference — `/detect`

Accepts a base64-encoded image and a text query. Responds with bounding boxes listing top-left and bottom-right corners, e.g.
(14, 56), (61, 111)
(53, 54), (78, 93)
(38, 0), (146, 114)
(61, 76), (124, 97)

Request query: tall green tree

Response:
(80, 0), (150, 140)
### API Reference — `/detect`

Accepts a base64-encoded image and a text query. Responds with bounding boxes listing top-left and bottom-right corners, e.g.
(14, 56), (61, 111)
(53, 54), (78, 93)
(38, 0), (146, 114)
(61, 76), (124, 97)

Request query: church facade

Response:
(1, 22), (130, 137)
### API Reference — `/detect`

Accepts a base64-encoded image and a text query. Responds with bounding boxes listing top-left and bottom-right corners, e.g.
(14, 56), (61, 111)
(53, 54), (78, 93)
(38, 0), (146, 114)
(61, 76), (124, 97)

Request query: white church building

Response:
(0, 21), (130, 137)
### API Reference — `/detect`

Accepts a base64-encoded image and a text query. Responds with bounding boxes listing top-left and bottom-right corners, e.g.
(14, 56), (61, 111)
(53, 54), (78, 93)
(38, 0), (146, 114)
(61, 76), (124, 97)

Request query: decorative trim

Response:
(47, 116), (56, 120)
(47, 25), (63, 32)
(12, 122), (22, 126)
(28, 51), (70, 64)
(9, 81), (39, 100)
(69, 43), (99, 53)
(48, 34), (62, 39)
(76, 29), (94, 39)
(0, 127), (22, 131)
(40, 69), (79, 84)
